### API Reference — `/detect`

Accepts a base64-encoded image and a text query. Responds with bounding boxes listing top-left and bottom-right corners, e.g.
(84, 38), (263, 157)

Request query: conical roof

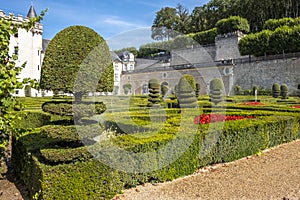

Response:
(27, 5), (37, 18)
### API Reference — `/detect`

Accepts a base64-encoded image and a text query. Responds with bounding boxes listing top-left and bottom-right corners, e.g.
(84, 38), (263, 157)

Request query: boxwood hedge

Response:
(12, 110), (300, 199)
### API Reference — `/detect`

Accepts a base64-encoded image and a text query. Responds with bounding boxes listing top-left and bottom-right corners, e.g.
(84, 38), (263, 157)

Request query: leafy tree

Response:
(0, 10), (46, 166)
(40, 26), (113, 102)
(174, 4), (191, 34)
(216, 16), (250, 34)
(151, 7), (178, 41)
(123, 83), (132, 95)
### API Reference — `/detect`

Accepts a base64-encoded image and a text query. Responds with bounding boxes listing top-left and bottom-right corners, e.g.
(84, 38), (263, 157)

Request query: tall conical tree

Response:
(177, 76), (197, 108)
(209, 78), (224, 105)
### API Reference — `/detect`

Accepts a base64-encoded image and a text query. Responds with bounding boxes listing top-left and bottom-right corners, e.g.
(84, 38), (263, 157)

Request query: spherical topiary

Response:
(209, 78), (224, 104)
(272, 83), (280, 98)
(148, 79), (160, 106)
(177, 77), (197, 108)
(280, 84), (288, 99)
(195, 83), (200, 98)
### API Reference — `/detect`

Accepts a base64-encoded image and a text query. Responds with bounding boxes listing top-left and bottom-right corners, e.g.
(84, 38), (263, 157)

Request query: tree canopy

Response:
(40, 25), (113, 102)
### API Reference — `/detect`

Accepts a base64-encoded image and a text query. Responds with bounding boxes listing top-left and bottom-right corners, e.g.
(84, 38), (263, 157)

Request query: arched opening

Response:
(25, 85), (32, 97)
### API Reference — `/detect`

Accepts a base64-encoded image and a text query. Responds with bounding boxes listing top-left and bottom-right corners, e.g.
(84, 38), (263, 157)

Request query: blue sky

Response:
(0, 0), (208, 49)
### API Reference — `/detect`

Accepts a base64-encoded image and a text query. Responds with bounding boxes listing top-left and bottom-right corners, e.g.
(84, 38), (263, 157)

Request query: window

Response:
(114, 74), (118, 80)
(38, 65), (40, 70)
(15, 90), (19, 95)
(38, 50), (40, 56)
(14, 33), (18, 38)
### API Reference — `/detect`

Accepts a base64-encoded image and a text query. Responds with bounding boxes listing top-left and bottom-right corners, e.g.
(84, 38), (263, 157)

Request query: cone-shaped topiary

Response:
(209, 78), (224, 104)
(195, 83), (200, 98)
(280, 84), (288, 99)
(177, 76), (197, 108)
(183, 74), (196, 91)
(272, 83), (280, 98)
(148, 79), (160, 107)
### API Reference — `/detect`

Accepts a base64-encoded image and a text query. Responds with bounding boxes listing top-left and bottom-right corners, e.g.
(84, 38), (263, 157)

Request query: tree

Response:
(209, 78), (225, 104)
(177, 76), (197, 108)
(0, 10), (46, 168)
(216, 16), (250, 34)
(151, 7), (179, 41)
(40, 26), (113, 102)
(175, 4), (191, 34)
(123, 83), (132, 95)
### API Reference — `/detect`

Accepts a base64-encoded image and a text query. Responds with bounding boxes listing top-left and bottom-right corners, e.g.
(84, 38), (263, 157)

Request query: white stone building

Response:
(1, 6), (51, 97)
(111, 51), (135, 94)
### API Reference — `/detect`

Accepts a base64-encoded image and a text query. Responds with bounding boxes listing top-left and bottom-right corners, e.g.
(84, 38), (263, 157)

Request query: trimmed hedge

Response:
(12, 111), (51, 131)
(192, 28), (217, 45)
(263, 17), (300, 31)
(216, 16), (250, 34)
(12, 109), (300, 199)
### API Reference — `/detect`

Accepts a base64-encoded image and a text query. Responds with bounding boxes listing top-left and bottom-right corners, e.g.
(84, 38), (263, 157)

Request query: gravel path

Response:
(113, 140), (300, 200)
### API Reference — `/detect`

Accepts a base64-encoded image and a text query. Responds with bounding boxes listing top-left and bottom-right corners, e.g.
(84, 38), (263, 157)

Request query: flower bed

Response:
(292, 105), (300, 109)
(239, 102), (265, 106)
(194, 114), (255, 124)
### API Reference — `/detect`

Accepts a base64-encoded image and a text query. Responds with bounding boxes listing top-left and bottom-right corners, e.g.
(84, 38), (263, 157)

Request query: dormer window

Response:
(14, 46), (19, 55)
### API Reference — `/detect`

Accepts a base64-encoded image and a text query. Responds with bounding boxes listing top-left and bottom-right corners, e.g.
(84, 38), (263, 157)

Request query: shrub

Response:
(177, 76), (197, 108)
(148, 79), (160, 106)
(216, 16), (250, 35)
(234, 85), (242, 95)
(123, 83), (132, 95)
(272, 83), (280, 98)
(195, 83), (200, 98)
(280, 84), (288, 99)
(12, 111), (51, 131)
(209, 78), (224, 104)
(192, 28), (217, 45)
(263, 17), (300, 31)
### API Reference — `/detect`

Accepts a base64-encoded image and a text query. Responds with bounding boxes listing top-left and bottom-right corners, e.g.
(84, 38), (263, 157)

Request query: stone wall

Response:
(233, 57), (300, 94)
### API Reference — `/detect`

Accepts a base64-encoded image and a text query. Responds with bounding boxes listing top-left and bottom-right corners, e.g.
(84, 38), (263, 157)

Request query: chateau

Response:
(2, 6), (300, 97)
(1, 6), (51, 97)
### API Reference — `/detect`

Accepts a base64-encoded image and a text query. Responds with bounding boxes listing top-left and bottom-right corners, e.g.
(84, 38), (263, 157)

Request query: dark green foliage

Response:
(234, 85), (242, 95)
(171, 35), (197, 49)
(216, 16), (250, 34)
(12, 112), (300, 199)
(298, 84), (300, 98)
(195, 83), (200, 98)
(263, 17), (300, 31)
(12, 111), (51, 131)
(40, 26), (113, 102)
(42, 101), (106, 119)
(239, 24), (300, 56)
(239, 30), (272, 56)
(148, 79), (161, 106)
(192, 28), (217, 45)
(123, 83), (132, 95)
(209, 78), (224, 104)
(280, 84), (288, 99)
(177, 76), (197, 108)
(272, 83), (281, 98)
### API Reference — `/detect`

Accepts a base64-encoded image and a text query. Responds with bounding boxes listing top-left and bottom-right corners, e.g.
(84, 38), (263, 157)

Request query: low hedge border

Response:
(12, 111), (51, 131)
(12, 111), (300, 199)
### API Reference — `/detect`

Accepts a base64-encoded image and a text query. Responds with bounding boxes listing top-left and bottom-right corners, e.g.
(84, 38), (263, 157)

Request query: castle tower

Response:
(6, 5), (44, 97)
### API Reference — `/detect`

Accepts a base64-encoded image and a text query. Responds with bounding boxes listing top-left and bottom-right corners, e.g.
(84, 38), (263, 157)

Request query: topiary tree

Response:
(40, 25), (113, 103)
(195, 83), (200, 98)
(148, 79), (160, 107)
(234, 85), (242, 95)
(177, 76), (197, 108)
(209, 78), (225, 105)
(216, 16), (250, 35)
(123, 83), (132, 95)
(183, 74), (196, 92)
(280, 84), (288, 99)
(272, 83), (280, 98)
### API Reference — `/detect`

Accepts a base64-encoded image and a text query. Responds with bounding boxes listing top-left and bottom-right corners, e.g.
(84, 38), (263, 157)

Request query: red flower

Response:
(292, 105), (300, 109)
(194, 114), (255, 124)
(239, 102), (265, 106)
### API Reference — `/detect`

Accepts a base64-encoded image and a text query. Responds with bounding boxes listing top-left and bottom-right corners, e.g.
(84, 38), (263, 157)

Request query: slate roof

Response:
(42, 39), (50, 52)
(27, 6), (37, 18)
